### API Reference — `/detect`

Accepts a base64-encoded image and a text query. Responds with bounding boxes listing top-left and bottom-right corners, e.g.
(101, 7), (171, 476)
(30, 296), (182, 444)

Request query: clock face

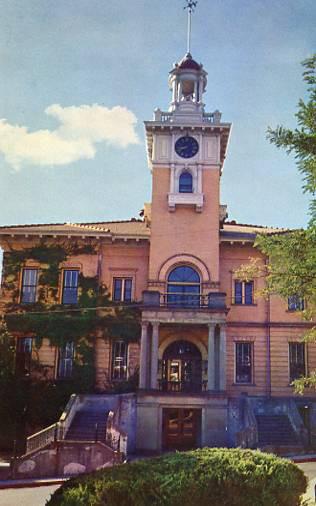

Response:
(175, 136), (199, 158)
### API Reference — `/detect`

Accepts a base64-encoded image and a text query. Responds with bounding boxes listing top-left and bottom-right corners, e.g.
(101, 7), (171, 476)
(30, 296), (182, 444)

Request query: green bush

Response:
(47, 448), (307, 506)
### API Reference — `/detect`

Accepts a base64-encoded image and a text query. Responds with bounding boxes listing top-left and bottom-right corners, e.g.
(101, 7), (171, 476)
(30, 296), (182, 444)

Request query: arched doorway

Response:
(167, 265), (200, 307)
(160, 340), (202, 393)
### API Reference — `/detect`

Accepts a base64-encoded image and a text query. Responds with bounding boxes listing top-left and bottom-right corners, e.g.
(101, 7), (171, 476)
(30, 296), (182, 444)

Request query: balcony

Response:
(158, 380), (208, 393)
(142, 290), (226, 311)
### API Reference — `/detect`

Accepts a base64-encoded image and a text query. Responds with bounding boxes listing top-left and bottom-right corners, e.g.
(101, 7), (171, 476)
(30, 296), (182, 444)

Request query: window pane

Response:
(16, 337), (33, 374)
(289, 342), (305, 382)
(113, 278), (123, 301)
(112, 340), (128, 380)
(236, 343), (252, 383)
(58, 341), (74, 378)
(245, 282), (253, 305)
(124, 279), (132, 302)
(288, 296), (304, 311)
(234, 281), (243, 304)
(21, 269), (38, 303)
(179, 172), (193, 193)
(62, 270), (79, 304)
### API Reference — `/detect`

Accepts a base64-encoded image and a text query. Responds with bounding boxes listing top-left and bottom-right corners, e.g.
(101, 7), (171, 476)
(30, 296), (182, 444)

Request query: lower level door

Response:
(163, 408), (201, 450)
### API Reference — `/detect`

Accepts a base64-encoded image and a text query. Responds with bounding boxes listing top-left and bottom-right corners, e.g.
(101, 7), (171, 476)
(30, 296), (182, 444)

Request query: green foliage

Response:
(240, 56), (316, 393)
(0, 319), (16, 381)
(267, 54), (316, 225)
(47, 448), (307, 506)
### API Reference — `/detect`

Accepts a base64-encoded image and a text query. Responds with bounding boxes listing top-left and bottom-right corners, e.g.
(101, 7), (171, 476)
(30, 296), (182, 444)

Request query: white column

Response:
(170, 163), (175, 193)
(219, 324), (227, 391)
(194, 81), (198, 102)
(139, 321), (149, 389)
(207, 323), (215, 391)
(151, 322), (159, 389)
(197, 164), (202, 193)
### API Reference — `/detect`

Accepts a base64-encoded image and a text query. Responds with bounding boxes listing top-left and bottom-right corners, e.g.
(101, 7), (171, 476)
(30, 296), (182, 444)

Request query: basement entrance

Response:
(162, 408), (201, 450)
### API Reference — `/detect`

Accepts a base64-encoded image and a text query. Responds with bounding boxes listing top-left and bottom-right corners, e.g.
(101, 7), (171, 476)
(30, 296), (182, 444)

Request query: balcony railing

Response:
(142, 290), (226, 310)
(158, 380), (208, 393)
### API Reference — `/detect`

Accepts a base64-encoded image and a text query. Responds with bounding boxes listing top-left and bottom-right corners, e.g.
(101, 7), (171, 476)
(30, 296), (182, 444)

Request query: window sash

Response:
(58, 341), (74, 378)
(288, 296), (305, 311)
(179, 172), (193, 193)
(111, 340), (128, 380)
(62, 270), (79, 304)
(21, 269), (38, 303)
(234, 280), (254, 305)
(235, 342), (252, 383)
(113, 278), (133, 302)
(289, 342), (306, 382)
(16, 337), (33, 374)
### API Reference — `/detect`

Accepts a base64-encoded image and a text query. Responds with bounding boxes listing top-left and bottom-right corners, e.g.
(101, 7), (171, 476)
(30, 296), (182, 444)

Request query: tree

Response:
(236, 55), (316, 392)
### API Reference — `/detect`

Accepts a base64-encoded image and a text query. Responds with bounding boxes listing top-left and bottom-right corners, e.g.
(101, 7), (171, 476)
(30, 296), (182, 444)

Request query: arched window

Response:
(179, 171), (193, 193)
(167, 265), (200, 307)
(161, 340), (202, 392)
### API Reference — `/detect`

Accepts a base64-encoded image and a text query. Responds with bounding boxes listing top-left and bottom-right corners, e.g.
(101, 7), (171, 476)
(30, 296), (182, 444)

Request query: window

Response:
(21, 268), (38, 303)
(234, 280), (254, 305)
(62, 270), (79, 304)
(113, 278), (132, 302)
(57, 341), (74, 379)
(235, 342), (253, 384)
(167, 265), (200, 307)
(179, 171), (193, 193)
(288, 295), (305, 311)
(111, 340), (128, 380)
(16, 337), (33, 375)
(289, 342), (306, 382)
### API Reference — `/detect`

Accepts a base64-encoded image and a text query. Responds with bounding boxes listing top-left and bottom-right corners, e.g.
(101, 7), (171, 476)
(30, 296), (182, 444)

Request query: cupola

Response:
(168, 52), (207, 111)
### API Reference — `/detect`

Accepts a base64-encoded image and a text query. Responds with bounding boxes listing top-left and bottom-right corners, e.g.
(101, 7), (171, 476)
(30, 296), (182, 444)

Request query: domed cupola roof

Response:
(178, 52), (202, 71)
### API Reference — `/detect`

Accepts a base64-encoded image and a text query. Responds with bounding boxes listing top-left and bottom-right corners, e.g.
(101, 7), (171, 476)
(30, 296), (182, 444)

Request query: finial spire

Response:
(184, 1), (198, 54)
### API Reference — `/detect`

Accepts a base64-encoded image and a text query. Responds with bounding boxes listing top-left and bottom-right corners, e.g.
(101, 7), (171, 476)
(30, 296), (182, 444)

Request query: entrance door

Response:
(163, 408), (201, 450)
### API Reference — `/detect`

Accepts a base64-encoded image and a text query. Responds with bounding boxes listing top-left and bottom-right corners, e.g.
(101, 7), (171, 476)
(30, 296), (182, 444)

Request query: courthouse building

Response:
(0, 50), (315, 453)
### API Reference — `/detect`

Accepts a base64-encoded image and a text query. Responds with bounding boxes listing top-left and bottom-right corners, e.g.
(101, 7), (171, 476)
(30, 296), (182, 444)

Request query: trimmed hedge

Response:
(47, 448), (307, 506)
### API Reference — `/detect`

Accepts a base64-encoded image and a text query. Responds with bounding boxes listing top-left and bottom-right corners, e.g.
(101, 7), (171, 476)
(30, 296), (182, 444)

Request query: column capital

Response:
(207, 322), (216, 330)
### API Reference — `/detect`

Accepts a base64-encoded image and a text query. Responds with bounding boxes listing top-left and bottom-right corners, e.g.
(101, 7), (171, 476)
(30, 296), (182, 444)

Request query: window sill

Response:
(232, 383), (256, 387)
(231, 303), (257, 307)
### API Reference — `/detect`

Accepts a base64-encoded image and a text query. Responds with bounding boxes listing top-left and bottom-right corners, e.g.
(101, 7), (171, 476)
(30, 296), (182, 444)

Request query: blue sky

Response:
(0, 0), (315, 229)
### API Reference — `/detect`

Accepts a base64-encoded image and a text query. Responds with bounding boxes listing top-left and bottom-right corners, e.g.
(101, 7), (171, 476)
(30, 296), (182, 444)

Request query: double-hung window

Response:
(111, 340), (128, 380)
(16, 337), (33, 375)
(21, 268), (38, 303)
(113, 278), (132, 302)
(288, 295), (305, 311)
(62, 270), (79, 304)
(57, 341), (74, 379)
(235, 342), (253, 384)
(289, 342), (306, 382)
(234, 280), (254, 305)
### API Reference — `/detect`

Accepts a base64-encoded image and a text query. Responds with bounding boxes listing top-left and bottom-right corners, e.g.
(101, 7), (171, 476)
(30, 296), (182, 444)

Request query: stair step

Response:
(255, 415), (299, 447)
(64, 409), (109, 442)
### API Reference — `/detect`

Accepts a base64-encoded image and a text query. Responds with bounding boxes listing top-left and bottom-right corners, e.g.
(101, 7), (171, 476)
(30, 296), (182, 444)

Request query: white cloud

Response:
(0, 104), (139, 170)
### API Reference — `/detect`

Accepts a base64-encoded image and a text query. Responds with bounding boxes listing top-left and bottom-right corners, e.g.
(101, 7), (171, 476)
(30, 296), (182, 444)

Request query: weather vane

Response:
(184, 1), (198, 54)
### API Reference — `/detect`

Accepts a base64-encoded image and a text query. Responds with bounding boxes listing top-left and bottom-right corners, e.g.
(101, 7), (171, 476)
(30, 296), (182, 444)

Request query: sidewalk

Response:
(0, 477), (68, 490)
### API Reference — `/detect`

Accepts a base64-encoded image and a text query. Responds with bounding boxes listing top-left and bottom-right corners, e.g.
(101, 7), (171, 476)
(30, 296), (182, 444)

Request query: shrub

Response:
(47, 448), (307, 506)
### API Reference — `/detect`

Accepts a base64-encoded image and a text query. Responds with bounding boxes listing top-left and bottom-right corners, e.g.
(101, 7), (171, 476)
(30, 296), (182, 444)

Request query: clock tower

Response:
(144, 51), (231, 291)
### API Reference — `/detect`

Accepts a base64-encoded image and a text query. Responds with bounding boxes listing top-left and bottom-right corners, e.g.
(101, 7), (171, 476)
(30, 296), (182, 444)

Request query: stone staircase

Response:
(256, 414), (299, 447)
(65, 409), (108, 442)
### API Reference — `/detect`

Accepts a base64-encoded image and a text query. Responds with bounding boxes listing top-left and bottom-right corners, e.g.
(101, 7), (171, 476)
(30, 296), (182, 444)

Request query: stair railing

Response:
(57, 394), (81, 440)
(236, 397), (258, 448)
(25, 423), (58, 454)
(287, 399), (309, 448)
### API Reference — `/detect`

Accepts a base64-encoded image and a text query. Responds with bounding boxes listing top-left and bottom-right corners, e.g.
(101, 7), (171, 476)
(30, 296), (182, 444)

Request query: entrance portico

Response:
(139, 310), (227, 394)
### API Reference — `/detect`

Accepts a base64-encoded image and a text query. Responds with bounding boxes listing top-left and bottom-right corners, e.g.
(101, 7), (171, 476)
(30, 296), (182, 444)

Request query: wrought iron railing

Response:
(161, 293), (208, 308)
(158, 380), (207, 393)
